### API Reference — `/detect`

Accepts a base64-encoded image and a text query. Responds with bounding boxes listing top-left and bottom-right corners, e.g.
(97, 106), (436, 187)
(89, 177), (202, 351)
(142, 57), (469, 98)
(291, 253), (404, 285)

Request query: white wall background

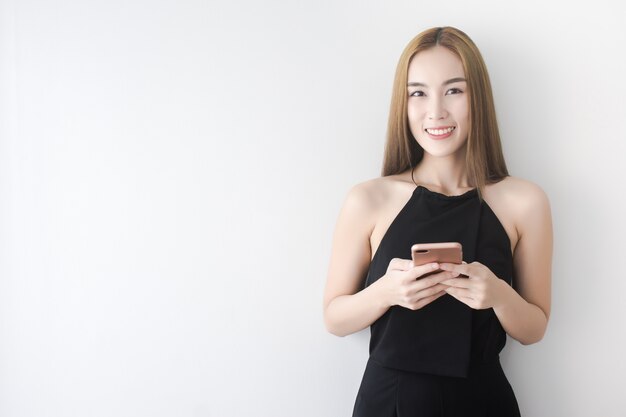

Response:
(1, 0), (625, 416)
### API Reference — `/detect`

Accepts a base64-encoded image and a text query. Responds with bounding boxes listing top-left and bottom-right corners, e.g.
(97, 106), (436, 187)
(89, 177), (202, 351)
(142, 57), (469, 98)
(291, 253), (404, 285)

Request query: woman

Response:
(323, 27), (552, 416)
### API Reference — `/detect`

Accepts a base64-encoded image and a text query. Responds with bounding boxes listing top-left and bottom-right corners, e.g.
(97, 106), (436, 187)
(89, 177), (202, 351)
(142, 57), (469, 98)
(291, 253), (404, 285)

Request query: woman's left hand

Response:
(439, 261), (509, 310)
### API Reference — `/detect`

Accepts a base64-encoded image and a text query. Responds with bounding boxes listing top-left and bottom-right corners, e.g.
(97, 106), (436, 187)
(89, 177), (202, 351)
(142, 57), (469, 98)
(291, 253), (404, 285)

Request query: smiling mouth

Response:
(425, 127), (456, 135)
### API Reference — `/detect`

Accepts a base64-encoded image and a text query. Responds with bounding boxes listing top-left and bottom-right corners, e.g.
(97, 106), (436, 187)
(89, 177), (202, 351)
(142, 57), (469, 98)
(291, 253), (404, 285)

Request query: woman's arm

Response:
(323, 183), (452, 337)
(495, 181), (552, 344)
(323, 183), (388, 337)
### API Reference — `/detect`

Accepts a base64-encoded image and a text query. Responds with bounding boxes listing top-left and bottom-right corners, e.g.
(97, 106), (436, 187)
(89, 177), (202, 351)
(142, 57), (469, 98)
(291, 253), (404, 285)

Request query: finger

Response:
(440, 277), (472, 289)
(413, 283), (449, 300)
(411, 290), (446, 310)
(407, 262), (441, 279)
(388, 258), (414, 271)
(412, 269), (452, 288)
(439, 262), (471, 275)
(445, 286), (473, 299)
(423, 290), (447, 304)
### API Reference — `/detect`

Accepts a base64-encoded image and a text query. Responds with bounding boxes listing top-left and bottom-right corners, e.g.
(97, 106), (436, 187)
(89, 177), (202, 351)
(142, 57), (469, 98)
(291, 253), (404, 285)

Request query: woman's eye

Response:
(409, 90), (425, 97)
(445, 88), (463, 95)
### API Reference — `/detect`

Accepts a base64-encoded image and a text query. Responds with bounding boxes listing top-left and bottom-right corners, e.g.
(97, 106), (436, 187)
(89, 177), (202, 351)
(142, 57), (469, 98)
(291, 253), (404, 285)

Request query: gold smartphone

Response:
(411, 242), (463, 278)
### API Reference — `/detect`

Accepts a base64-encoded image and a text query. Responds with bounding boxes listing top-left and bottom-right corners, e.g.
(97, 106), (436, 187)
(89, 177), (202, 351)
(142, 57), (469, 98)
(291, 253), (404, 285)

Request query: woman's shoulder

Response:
(340, 174), (413, 223)
(486, 176), (552, 235)
(346, 173), (414, 207)
(483, 176), (551, 254)
(487, 175), (550, 209)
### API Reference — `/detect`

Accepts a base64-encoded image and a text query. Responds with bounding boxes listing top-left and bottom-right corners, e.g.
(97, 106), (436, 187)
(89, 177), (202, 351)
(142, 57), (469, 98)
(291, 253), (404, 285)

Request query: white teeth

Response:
(426, 127), (455, 135)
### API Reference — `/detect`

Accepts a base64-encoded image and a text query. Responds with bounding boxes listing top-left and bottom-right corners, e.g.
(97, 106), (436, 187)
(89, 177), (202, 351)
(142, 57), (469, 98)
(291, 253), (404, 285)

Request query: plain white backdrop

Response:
(1, 0), (625, 416)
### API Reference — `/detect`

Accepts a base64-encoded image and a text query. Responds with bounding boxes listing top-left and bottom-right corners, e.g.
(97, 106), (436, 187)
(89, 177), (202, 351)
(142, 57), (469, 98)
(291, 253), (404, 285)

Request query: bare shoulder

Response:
(489, 176), (551, 214)
(344, 175), (411, 216)
(483, 176), (551, 254)
(340, 174), (415, 245)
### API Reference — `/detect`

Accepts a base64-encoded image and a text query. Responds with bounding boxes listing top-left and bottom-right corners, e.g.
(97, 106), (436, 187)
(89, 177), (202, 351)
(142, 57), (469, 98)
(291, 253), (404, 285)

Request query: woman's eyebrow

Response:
(407, 77), (467, 87)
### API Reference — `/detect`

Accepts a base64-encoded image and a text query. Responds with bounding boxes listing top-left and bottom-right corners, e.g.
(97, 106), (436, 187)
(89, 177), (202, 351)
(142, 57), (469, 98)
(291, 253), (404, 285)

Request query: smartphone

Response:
(411, 242), (463, 278)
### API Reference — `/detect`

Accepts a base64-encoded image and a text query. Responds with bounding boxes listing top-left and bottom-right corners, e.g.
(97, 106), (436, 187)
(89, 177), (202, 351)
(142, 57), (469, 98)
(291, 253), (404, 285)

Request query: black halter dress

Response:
(352, 185), (521, 417)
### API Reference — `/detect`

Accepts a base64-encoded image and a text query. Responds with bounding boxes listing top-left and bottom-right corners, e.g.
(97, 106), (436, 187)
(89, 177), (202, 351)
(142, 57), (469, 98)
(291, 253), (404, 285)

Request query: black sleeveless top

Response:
(364, 185), (513, 378)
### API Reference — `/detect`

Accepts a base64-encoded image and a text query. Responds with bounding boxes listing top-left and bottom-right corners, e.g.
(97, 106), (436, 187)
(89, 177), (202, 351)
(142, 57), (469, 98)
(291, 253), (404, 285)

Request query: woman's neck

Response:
(412, 151), (471, 193)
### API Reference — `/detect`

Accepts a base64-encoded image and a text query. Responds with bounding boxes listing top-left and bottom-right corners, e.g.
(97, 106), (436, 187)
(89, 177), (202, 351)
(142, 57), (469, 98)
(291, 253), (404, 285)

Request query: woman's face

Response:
(406, 46), (469, 158)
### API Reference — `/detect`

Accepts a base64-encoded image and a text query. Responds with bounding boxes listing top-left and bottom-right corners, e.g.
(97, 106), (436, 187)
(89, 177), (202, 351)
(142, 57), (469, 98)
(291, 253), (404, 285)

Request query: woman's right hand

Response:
(376, 258), (453, 310)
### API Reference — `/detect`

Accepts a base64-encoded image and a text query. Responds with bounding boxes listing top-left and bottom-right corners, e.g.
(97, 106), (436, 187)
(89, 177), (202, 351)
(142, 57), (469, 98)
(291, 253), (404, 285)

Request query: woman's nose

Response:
(427, 97), (448, 120)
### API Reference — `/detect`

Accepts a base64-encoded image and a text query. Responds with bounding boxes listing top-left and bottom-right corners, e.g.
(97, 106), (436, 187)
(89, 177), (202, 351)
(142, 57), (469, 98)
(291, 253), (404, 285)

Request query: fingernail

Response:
(432, 263), (439, 269)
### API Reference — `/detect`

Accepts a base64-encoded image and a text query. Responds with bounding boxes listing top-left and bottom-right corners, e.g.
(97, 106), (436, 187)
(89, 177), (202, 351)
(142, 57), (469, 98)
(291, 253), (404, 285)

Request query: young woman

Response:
(323, 27), (552, 416)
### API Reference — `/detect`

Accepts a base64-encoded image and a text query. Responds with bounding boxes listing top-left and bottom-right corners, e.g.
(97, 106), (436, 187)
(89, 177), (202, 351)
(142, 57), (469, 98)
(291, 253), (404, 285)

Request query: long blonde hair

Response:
(382, 27), (508, 198)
